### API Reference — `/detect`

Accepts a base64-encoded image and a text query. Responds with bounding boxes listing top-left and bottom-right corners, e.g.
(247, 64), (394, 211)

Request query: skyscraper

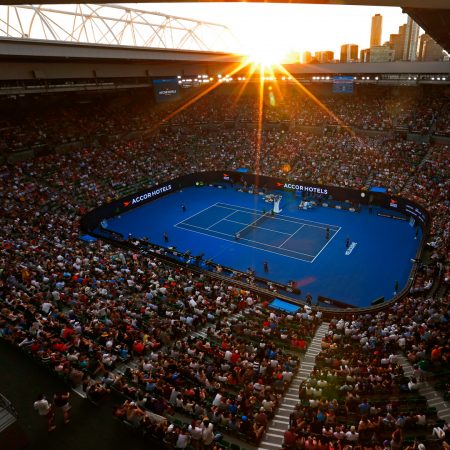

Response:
(314, 51), (334, 64)
(419, 34), (443, 61)
(360, 48), (370, 63)
(340, 44), (359, 63)
(402, 16), (420, 61)
(370, 44), (394, 63)
(302, 51), (312, 64)
(370, 14), (382, 48)
(389, 24), (406, 61)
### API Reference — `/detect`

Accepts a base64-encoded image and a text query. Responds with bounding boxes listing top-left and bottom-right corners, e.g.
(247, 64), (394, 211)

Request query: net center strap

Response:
(237, 212), (271, 238)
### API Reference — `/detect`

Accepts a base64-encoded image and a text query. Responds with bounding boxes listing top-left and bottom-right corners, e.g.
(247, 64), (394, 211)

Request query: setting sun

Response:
(245, 45), (288, 66)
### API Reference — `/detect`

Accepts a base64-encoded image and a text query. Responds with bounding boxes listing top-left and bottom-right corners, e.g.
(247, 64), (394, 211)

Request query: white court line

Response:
(216, 202), (339, 231)
(178, 222), (315, 257)
(278, 224), (305, 248)
(311, 226), (342, 263)
(217, 202), (341, 229)
(207, 210), (237, 230)
(175, 222), (315, 262)
(222, 218), (293, 236)
(174, 202), (220, 227)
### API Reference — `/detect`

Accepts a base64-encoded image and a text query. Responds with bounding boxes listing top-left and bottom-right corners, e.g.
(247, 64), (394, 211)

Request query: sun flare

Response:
(245, 45), (288, 67)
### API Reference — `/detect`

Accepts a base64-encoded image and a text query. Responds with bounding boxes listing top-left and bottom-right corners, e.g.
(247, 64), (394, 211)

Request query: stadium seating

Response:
(0, 85), (448, 449)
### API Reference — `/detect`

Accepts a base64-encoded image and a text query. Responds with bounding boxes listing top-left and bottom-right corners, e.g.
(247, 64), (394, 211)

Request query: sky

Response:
(127, 3), (409, 59)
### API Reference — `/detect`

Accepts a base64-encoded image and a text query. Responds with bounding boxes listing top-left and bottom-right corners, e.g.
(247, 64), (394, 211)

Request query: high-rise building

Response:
(389, 24), (406, 61)
(340, 44), (359, 63)
(370, 44), (394, 63)
(360, 48), (370, 63)
(302, 51), (312, 64)
(370, 14), (383, 48)
(285, 51), (300, 64)
(418, 34), (443, 61)
(402, 16), (420, 61)
(314, 51), (334, 63)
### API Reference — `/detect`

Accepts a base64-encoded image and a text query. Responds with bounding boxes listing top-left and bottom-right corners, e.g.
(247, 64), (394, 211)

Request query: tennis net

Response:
(236, 212), (271, 238)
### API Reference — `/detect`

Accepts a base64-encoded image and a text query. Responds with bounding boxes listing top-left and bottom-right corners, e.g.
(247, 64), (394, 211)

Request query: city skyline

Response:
(126, 3), (410, 59)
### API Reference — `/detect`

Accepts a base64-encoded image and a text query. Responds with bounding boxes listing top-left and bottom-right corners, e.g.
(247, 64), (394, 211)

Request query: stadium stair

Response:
(258, 322), (330, 450)
(0, 406), (17, 434)
(398, 355), (450, 425)
(402, 145), (435, 193)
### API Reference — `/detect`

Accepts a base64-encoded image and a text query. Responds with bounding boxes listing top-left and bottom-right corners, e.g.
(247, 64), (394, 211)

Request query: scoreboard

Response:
(153, 78), (180, 103)
(333, 76), (354, 93)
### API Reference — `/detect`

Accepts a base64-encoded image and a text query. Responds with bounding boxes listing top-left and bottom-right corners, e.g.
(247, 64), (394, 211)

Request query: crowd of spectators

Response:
(282, 301), (449, 450)
(0, 85), (449, 448)
(1, 86), (450, 158)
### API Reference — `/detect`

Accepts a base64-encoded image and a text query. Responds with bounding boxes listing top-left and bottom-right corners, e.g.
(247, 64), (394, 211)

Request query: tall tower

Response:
(370, 14), (383, 48)
(403, 16), (420, 61)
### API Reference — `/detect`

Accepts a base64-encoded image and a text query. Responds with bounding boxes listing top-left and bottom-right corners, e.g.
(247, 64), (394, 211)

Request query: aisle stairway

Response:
(0, 393), (17, 435)
(401, 144), (434, 192)
(0, 407), (16, 434)
(258, 321), (329, 450)
(398, 355), (450, 424)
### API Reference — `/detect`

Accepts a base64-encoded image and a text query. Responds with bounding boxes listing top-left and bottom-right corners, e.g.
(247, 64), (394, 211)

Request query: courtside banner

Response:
(81, 171), (429, 233)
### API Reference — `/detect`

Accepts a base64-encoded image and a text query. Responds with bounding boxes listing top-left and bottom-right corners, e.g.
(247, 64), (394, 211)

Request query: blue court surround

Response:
(105, 185), (421, 308)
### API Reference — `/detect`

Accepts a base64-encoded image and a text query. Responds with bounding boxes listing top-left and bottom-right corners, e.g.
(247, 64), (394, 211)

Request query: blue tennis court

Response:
(104, 185), (421, 307)
(175, 202), (340, 263)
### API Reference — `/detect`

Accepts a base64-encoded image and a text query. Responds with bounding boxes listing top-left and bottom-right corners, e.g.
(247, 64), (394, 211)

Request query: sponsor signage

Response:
(345, 242), (357, 256)
(124, 184), (172, 207)
(282, 182), (328, 195)
(405, 203), (427, 224)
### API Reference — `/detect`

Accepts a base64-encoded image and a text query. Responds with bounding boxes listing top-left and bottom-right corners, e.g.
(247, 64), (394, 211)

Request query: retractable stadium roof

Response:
(1, 1), (449, 53)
